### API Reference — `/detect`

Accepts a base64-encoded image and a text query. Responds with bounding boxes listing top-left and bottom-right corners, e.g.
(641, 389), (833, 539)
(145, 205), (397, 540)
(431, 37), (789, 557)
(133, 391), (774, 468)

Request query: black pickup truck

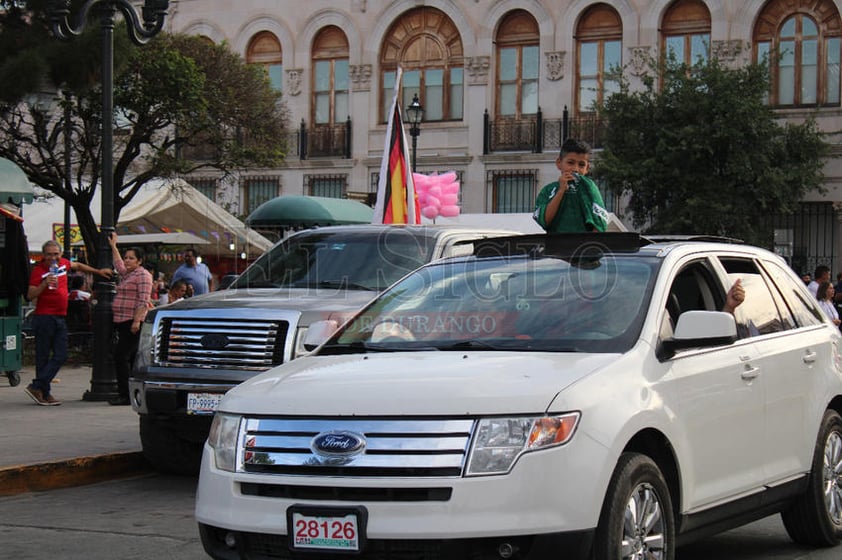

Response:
(130, 224), (517, 473)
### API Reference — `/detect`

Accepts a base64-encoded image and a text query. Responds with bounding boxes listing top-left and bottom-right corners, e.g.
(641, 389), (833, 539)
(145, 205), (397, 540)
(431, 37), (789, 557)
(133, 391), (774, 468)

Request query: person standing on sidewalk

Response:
(25, 240), (113, 406)
(107, 233), (153, 406)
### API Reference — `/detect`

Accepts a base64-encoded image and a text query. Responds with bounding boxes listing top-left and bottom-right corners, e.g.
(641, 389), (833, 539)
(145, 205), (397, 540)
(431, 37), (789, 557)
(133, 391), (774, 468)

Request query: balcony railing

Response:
(296, 118), (352, 159)
(483, 107), (606, 154)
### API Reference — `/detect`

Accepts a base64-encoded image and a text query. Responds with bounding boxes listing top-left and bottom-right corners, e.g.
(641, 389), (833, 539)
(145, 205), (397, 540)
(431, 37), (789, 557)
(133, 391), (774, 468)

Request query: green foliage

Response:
(0, 4), (288, 262)
(593, 55), (829, 246)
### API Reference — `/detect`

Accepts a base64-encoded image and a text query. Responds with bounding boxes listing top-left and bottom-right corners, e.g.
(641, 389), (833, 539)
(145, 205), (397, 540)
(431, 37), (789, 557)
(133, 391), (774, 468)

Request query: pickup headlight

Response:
(293, 326), (310, 358)
(466, 413), (580, 476)
(208, 413), (242, 472)
(134, 320), (154, 370)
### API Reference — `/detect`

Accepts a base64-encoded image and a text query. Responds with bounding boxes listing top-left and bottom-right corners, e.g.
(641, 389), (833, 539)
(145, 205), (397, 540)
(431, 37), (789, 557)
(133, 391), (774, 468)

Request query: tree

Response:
(0, 2), (288, 261)
(592, 54), (829, 246)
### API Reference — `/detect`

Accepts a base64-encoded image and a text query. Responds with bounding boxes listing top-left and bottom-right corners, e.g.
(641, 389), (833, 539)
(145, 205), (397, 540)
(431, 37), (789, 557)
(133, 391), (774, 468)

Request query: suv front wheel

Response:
(593, 452), (674, 560)
(781, 409), (842, 546)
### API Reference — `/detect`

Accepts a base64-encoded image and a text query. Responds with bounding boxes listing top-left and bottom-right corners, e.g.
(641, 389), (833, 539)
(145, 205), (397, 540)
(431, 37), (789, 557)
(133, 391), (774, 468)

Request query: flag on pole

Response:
(372, 67), (420, 224)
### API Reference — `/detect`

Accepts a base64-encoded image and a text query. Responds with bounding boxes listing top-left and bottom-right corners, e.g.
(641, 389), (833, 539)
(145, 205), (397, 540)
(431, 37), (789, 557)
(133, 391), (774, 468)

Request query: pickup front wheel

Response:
(139, 415), (204, 475)
(593, 452), (674, 560)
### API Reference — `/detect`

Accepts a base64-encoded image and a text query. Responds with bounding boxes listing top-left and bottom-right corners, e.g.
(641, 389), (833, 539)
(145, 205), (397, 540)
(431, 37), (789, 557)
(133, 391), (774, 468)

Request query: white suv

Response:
(196, 233), (842, 560)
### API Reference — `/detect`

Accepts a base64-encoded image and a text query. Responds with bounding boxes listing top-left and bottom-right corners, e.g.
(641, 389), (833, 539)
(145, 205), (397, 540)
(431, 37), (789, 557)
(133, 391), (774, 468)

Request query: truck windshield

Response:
(231, 229), (438, 291)
(327, 254), (660, 354)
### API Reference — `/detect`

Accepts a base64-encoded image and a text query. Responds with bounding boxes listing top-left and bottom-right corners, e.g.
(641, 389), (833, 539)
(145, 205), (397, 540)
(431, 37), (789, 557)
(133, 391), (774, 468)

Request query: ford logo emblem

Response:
(200, 333), (229, 350)
(311, 431), (366, 459)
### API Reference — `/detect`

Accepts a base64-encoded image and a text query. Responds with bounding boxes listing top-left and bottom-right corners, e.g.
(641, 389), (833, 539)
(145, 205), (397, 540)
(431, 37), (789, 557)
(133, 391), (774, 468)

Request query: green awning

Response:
(0, 158), (35, 205)
(246, 195), (373, 228)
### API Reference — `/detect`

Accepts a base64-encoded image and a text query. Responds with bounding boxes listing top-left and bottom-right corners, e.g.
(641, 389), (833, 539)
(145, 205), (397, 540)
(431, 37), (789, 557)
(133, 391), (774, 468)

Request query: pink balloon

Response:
(441, 193), (459, 205)
(417, 192), (429, 205)
(425, 194), (441, 208)
(422, 205), (440, 219)
(439, 205), (461, 217)
(428, 185), (442, 197)
(438, 171), (457, 183)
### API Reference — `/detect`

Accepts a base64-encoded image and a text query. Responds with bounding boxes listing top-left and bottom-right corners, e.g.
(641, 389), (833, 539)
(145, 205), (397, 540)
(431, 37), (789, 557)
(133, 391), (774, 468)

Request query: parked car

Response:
(131, 224), (520, 474)
(196, 232), (842, 560)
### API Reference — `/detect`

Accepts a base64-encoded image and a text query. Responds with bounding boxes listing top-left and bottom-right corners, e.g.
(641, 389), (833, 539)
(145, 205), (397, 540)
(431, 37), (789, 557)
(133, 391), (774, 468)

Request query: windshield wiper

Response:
(437, 339), (509, 351)
(296, 280), (376, 291)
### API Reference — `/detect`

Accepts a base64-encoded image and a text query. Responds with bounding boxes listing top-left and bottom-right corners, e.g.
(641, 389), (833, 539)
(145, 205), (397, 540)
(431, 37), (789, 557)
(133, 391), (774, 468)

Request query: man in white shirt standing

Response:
(808, 265), (830, 298)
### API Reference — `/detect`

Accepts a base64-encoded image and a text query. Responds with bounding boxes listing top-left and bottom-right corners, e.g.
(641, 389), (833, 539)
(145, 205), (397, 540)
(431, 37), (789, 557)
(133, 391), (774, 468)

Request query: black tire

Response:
(781, 409), (842, 546)
(593, 452), (675, 560)
(139, 415), (204, 475)
(6, 371), (20, 387)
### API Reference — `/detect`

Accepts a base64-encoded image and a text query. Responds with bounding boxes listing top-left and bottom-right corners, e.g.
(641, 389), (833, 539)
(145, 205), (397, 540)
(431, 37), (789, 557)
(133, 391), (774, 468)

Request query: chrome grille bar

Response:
(240, 418), (475, 477)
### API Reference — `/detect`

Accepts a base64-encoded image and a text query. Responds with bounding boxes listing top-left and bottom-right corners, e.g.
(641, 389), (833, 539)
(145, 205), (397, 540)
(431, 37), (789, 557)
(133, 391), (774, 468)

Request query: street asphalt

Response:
(0, 364), (150, 496)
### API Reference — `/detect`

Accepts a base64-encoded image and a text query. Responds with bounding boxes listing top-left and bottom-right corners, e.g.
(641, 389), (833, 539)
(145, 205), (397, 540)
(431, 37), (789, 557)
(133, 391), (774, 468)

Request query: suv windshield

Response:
(327, 254), (660, 354)
(231, 229), (438, 291)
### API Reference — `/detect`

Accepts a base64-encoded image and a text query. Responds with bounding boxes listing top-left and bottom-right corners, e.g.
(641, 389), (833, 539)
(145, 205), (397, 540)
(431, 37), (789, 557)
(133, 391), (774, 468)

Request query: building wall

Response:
(164, 0), (842, 270)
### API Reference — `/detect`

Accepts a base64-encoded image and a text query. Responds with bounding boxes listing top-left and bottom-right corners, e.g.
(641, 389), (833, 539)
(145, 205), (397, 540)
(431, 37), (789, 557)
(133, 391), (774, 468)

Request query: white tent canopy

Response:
(22, 179), (272, 258)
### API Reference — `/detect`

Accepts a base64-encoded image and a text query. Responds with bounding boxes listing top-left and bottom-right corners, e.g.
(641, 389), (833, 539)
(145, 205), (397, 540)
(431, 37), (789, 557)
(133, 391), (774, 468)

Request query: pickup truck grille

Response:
(240, 418), (475, 477)
(155, 317), (289, 371)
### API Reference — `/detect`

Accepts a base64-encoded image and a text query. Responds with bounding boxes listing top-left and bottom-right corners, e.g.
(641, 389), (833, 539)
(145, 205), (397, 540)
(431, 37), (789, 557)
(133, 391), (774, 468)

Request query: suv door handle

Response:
(741, 366), (760, 380)
(803, 351), (817, 364)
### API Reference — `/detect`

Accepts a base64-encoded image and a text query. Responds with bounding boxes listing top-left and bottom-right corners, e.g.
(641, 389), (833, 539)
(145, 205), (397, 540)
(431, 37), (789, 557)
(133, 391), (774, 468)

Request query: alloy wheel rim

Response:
(621, 482), (667, 560)
(823, 430), (842, 525)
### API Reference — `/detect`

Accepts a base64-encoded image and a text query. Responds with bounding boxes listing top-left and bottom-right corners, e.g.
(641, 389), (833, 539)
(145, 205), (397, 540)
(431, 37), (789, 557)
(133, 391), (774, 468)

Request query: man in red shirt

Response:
(25, 240), (112, 406)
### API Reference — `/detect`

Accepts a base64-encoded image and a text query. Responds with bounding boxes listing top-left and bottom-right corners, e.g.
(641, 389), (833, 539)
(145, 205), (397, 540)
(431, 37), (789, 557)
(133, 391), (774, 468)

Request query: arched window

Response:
(754, 0), (842, 106)
(312, 26), (349, 125)
(661, 0), (711, 65)
(380, 7), (464, 123)
(576, 3), (622, 113)
(247, 31), (283, 91)
(495, 10), (539, 119)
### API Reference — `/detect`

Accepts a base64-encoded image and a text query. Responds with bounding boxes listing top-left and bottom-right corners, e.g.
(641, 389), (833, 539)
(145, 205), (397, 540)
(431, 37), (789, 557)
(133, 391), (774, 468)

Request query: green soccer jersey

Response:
(532, 175), (608, 233)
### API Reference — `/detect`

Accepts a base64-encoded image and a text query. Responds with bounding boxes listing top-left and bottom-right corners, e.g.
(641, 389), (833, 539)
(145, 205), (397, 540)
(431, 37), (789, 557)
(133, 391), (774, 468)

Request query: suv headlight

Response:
(466, 413), (580, 476)
(208, 413), (242, 472)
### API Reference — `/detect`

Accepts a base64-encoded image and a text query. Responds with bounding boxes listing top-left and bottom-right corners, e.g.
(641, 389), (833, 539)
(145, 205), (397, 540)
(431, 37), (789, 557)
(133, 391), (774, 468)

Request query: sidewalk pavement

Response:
(0, 365), (149, 496)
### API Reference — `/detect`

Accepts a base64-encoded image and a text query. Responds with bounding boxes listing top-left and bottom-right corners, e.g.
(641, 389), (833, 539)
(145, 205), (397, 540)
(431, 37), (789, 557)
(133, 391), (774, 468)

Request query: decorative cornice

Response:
(465, 56), (490, 85)
(545, 51), (564, 81)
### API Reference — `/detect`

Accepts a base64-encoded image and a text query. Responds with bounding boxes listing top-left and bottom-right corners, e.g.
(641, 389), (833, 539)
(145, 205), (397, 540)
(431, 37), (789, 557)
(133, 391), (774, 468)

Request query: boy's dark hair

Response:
(560, 137), (591, 157)
(815, 264), (830, 279)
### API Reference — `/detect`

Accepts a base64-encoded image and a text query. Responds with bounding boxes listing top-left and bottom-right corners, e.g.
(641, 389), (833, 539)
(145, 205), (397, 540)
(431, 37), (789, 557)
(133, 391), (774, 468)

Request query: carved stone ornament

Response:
(545, 51), (565, 81)
(351, 0), (366, 12)
(833, 201), (842, 214)
(286, 69), (302, 96)
(465, 56), (490, 85)
(628, 46), (652, 78)
(712, 40), (745, 63)
(350, 64), (372, 92)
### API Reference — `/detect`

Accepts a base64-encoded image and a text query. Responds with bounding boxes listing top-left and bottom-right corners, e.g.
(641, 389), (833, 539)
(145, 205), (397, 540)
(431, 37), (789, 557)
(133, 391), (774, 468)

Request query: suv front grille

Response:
(155, 317), (289, 370)
(240, 418), (474, 477)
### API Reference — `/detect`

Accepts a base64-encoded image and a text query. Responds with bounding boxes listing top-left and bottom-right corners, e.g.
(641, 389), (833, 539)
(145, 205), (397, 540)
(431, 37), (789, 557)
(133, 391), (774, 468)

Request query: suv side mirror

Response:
(658, 311), (738, 360)
(302, 320), (339, 351)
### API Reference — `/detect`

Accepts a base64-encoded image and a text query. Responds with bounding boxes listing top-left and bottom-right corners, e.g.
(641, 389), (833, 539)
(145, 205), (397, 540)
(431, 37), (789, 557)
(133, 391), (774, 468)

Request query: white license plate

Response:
(289, 509), (363, 552)
(186, 392), (223, 415)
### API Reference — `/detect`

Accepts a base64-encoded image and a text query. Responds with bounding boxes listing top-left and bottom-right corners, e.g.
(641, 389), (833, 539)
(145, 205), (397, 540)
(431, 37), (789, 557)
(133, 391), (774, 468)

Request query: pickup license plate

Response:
(288, 506), (367, 553)
(186, 392), (223, 415)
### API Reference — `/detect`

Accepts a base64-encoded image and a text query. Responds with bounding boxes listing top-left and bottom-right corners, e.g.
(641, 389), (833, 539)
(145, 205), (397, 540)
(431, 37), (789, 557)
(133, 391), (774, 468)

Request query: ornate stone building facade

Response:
(166, 0), (842, 272)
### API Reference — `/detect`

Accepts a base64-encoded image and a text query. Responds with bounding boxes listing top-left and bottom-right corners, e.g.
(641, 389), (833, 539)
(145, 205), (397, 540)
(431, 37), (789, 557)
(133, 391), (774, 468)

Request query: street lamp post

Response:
(406, 93), (424, 173)
(47, 0), (169, 401)
(62, 92), (72, 260)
